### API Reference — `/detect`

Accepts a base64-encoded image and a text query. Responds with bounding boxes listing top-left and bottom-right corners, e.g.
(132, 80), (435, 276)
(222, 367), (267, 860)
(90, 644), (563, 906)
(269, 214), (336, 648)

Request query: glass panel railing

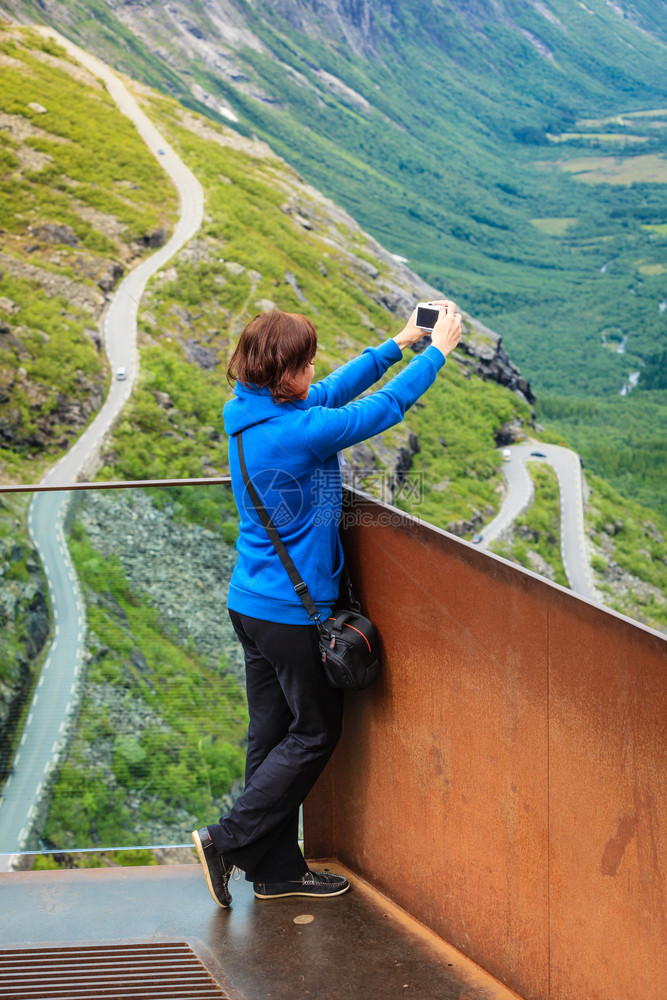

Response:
(0, 480), (246, 869)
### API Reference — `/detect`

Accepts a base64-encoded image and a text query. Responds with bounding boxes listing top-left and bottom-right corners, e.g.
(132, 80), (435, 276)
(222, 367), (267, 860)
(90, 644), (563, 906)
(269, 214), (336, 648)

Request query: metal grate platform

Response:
(0, 942), (229, 999)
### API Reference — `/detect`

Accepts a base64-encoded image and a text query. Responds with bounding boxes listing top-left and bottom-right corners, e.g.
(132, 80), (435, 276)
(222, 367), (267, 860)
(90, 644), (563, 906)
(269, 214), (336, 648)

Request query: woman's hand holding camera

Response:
(430, 300), (462, 358)
(393, 311), (426, 350)
(394, 299), (462, 357)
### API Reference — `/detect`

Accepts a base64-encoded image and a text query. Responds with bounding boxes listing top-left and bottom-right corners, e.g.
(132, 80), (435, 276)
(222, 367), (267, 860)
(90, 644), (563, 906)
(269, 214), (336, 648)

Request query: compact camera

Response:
(415, 302), (441, 333)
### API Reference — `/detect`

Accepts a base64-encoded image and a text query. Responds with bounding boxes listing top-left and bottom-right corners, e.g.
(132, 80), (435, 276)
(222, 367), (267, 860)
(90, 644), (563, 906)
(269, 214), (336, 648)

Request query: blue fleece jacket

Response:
(223, 338), (445, 624)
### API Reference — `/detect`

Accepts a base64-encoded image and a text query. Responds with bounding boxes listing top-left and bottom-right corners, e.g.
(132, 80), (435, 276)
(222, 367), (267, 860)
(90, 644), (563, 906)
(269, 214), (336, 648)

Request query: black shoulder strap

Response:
(341, 562), (361, 612)
(237, 431), (322, 624)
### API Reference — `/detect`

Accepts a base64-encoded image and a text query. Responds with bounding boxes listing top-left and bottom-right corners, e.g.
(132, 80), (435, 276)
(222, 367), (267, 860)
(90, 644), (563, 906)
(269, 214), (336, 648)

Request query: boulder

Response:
(31, 223), (79, 246)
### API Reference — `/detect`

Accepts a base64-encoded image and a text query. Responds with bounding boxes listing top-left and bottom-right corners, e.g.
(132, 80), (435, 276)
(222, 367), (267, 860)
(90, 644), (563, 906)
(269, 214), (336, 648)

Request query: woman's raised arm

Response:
(306, 337), (403, 409)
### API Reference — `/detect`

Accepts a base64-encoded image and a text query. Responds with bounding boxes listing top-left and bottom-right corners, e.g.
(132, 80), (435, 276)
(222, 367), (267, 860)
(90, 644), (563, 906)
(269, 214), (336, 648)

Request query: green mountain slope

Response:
(0, 25), (664, 629)
(0, 25), (537, 528)
(3, 0), (665, 517)
(0, 27), (531, 849)
(0, 29), (664, 858)
(0, 23), (178, 483)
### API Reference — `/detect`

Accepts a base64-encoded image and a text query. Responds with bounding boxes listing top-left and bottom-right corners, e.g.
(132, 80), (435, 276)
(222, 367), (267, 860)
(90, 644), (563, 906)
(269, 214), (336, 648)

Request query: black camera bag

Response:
(319, 609), (380, 690)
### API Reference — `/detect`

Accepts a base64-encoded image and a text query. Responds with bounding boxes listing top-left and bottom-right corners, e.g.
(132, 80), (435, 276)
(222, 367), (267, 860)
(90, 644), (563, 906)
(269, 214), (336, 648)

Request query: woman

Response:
(192, 300), (461, 906)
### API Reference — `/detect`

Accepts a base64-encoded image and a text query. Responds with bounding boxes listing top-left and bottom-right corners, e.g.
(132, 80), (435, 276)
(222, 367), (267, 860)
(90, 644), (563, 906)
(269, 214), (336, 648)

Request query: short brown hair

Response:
(227, 311), (317, 403)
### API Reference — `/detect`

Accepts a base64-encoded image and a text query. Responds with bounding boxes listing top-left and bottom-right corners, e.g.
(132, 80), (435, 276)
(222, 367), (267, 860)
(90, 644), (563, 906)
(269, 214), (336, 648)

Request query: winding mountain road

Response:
(0, 29), (204, 868)
(477, 442), (599, 603)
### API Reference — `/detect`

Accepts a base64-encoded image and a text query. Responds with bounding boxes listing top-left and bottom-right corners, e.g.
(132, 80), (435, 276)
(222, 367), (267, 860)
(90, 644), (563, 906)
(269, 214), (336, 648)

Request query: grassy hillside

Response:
(0, 25), (178, 484)
(585, 473), (667, 630)
(3, 0), (666, 518)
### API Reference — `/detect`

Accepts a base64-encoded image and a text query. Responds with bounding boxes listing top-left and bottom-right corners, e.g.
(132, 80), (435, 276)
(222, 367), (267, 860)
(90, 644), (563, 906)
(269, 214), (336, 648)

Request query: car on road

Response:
(530, 451), (547, 458)
(116, 367), (127, 380)
(502, 449), (511, 461)
(472, 533), (483, 544)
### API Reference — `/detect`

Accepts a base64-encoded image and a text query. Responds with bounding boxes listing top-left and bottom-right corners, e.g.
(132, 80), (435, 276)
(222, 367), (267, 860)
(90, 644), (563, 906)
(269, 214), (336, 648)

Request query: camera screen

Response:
(416, 305), (439, 331)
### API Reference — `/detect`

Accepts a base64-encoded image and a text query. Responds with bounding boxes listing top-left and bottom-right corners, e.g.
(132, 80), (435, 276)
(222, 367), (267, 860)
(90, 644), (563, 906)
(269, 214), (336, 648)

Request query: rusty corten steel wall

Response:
(304, 492), (667, 1000)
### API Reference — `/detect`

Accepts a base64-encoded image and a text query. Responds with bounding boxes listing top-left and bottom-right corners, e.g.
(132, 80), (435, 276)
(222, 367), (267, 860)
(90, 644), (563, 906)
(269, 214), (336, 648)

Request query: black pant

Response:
(207, 610), (344, 882)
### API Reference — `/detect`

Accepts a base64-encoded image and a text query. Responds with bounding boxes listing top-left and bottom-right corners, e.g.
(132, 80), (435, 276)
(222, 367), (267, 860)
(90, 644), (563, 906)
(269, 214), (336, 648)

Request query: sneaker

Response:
(254, 870), (350, 899)
(192, 827), (234, 908)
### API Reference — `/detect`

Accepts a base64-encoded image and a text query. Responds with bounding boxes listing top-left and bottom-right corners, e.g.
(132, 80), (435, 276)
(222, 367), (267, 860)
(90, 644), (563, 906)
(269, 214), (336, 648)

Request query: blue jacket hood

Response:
(223, 381), (306, 436)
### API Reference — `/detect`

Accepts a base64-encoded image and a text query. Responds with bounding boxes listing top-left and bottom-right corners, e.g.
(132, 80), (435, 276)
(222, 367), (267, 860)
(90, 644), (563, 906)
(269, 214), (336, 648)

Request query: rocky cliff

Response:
(75, 488), (244, 678)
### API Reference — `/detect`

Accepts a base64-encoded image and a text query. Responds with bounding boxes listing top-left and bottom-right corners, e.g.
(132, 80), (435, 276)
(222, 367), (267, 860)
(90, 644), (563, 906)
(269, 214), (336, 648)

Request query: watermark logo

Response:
(242, 469), (304, 527)
(342, 469), (425, 506)
(241, 468), (426, 530)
